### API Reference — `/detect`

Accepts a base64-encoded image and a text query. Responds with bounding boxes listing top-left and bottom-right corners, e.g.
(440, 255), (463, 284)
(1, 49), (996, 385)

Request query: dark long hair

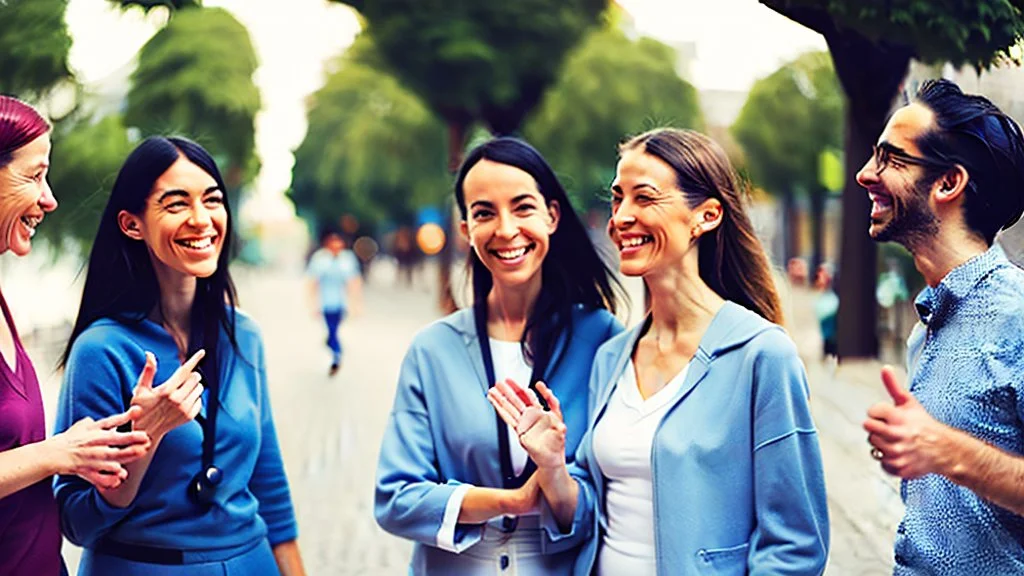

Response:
(454, 137), (621, 375)
(621, 128), (783, 324)
(59, 136), (240, 388)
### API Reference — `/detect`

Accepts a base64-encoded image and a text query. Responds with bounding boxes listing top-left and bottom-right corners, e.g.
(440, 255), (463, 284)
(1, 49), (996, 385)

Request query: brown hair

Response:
(620, 128), (783, 324)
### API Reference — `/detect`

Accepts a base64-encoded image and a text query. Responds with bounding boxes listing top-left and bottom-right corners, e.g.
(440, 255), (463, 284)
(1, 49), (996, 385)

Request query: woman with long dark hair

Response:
(375, 137), (623, 574)
(53, 136), (305, 575)
(490, 129), (829, 575)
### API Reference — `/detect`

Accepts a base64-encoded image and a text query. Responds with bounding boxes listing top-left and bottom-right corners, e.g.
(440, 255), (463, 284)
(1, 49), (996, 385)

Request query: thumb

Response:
(135, 352), (157, 391)
(881, 365), (913, 406)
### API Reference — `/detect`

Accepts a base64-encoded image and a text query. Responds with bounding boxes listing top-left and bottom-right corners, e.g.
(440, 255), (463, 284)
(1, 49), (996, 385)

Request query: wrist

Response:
(501, 486), (530, 516)
(37, 438), (68, 476)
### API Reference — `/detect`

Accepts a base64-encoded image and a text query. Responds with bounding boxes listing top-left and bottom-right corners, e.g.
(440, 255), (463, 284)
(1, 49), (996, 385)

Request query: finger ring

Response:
(870, 447), (884, 460)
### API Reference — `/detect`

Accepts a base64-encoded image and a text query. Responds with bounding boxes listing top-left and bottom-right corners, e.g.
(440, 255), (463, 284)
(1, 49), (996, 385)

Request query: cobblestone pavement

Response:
(34, 266), (903, 575)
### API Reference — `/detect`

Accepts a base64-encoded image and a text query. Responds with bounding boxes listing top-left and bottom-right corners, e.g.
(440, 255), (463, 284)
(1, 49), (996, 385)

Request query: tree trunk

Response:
(438, 119), (470, 314)
(809, 189), (826, 278)
(825, 32), (912, 359)
(782, 188), (800, 271)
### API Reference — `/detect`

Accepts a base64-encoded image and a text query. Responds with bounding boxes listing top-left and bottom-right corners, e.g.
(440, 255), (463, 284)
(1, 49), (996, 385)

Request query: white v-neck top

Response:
(592, 358), (690, 576)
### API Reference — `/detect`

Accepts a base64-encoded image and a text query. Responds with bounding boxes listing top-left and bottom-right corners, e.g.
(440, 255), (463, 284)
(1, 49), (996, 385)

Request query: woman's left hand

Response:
(488, 379), (568, 469)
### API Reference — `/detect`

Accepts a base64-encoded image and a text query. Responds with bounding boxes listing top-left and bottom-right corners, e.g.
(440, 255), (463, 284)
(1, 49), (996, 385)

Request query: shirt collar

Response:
(913, 244), (1009, 326)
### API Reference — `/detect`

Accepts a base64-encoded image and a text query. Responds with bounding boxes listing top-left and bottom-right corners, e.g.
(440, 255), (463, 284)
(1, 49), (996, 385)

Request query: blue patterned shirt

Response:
(895, 244), (1024, 574)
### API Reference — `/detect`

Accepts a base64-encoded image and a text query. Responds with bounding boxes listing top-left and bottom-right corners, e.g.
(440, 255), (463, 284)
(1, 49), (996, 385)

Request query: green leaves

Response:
(524, 27), (704, 212)
(125, 7), (259, 188)
(0, 0), (73, 98)
(732, 50), (843, 199)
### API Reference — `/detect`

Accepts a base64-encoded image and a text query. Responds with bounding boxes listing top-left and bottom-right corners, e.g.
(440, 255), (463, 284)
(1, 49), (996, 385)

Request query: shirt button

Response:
(500, 555), (510, 570)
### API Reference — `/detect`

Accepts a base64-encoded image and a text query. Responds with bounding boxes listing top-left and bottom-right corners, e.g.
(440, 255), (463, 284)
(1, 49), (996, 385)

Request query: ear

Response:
(117, 210), (144, 240)
(546, 200), (561, 234)
(933, 165), (969, 206)
(693, 198), (723, 234)
(459, 219), (473, 248)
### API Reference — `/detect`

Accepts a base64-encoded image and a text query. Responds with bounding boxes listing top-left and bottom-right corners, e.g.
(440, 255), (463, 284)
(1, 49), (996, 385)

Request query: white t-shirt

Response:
(592, 359), (690, 576)
(436, 338), (533, 552)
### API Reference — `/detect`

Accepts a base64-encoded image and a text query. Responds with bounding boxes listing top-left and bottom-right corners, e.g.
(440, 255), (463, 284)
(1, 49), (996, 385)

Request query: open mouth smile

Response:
(869, 190), (893, 219)
(174, 235), (217, 252)
(19, 215), (41, 238)
(619, 234), (653, 253)
(489, 243), (535, 262)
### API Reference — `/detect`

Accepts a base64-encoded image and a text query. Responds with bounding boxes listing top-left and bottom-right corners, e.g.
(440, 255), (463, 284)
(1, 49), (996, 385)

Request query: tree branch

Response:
(760, 1), (837, 38)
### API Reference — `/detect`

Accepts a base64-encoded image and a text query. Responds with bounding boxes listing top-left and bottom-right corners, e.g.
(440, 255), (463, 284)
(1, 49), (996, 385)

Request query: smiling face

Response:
(459, 159), (559, 291)
(0, 132), (56, 256)
(856, 103), (942, 247)
(609, 148), (706, 278)
(119, 155), (227, 282)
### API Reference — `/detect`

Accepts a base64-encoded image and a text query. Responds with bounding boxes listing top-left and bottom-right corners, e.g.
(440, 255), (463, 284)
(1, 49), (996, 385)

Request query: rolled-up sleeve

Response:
(374, 345), (483, 552)
(748, 332), (829, 575)
(248, 337), (298, 546)
(53, 338), (137, 547)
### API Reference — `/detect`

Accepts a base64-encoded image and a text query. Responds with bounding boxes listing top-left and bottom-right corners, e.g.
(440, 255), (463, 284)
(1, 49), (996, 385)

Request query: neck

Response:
(486, 273), (541, 341)
(645, 256), (724, 344)
(908, 226), (989, 287)
(150, 262), (197, 342)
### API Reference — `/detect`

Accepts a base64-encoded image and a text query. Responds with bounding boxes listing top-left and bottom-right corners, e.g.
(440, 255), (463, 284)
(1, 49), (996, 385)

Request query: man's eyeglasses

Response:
(872, 144), (949, 175)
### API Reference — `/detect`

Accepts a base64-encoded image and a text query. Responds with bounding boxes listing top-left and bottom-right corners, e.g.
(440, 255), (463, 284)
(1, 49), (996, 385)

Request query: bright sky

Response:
(64, 0), (824, 223)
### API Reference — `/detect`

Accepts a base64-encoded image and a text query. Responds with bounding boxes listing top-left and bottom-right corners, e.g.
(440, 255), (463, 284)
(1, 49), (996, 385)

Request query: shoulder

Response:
(407, 309), (470, 354)
(571, 306), (619, 331)
(72, 318), (142, 355)
(746, 325), (799, 360)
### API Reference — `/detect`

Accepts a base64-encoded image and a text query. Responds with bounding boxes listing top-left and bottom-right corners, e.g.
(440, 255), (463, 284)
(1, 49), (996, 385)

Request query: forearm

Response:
(272, 540), (305, 576)
(937, 426), (1024, 515)
(0, 441), (60, 500)
(537, 465), (578, 530)
(456, 486), (526, 524)
(98, 439), (160, 508)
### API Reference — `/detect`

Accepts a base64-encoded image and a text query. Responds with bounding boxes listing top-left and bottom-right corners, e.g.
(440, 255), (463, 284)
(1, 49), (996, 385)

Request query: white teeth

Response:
(20, 216), (40, 238)
(495, 247), (527, 260)
(621, 236), (650, 248)
(178, 237), (213, 249)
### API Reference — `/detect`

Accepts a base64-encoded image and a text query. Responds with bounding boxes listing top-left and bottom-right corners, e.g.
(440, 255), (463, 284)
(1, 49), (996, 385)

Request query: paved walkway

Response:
(34, 264), (904, 575)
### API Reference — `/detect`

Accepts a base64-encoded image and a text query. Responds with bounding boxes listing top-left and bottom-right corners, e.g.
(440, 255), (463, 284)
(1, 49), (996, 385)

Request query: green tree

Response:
(332, 0), (606, 310)
(525, 27), (704, 214)
(125, 6), (260, 193)
(42, 115), (134, 255)
(761, 0), (1024, 358)
(290, 38), (449, 237)
(0, 0), (73, 99)
(112, 0), (201, 10)
(732, 50), (843, 275)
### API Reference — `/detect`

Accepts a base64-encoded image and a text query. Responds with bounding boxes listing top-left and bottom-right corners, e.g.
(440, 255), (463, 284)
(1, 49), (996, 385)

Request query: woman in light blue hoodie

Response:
(491, 129), (829, 576)
(374, 137), (624, 575)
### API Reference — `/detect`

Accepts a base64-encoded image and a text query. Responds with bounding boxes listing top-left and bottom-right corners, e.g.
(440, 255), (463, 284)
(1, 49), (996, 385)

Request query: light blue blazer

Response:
(375, 305), (622, 574)
(542, 302), (829, 576)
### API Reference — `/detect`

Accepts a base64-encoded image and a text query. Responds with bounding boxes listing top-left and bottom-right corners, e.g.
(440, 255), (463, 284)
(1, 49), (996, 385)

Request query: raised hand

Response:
(130, 350), (206, 442)
(488, 379), (567, 469)
(50, 406), (152, 489)
(863, 365), (952, 479)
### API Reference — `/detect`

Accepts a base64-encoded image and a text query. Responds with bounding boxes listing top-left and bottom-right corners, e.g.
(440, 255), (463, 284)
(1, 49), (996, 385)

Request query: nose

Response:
(188, 201), (213, 228)
(39, 179), (57, 212)
(495, 210), (518, 240)
(609, 199), (636, 230)
(855, 155), (879, 189)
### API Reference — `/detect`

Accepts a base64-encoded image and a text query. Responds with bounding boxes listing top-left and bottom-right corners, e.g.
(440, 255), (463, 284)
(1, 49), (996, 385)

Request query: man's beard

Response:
(872, 176), (940, 251)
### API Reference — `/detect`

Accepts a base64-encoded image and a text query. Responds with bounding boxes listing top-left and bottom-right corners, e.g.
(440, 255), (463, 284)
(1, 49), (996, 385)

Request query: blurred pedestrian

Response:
(375, 137), (623, 574)
(813, 263), (839, 361)
(54, 136), (305, 575)
(490, 128), (829, 575)
(306, 227), (362, 376)
(0, 95), (150, 576)
(860, 79), (1024, 573)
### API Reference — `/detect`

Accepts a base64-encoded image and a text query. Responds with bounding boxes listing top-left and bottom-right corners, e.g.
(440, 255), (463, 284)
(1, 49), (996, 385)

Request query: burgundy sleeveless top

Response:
(0, 291), (62, 576)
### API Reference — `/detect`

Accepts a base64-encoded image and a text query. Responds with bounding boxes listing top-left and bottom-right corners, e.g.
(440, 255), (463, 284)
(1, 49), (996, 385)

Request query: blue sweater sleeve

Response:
(374, 342), (483, 551)
(748, 331), (829, 575)
(52, 333), (138, 547)
(247, 333), (299, 546)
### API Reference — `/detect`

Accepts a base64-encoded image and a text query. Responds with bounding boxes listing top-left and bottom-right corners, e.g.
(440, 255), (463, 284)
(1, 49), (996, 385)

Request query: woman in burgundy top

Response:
(0, 96), (151, 575)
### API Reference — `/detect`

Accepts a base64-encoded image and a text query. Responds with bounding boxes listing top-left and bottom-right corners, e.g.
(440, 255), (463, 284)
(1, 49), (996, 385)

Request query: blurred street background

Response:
(5, 0), (1024, 573)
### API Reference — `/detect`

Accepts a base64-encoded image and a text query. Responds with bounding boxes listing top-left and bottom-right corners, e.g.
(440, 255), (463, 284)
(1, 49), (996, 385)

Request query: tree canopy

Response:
(0, 0), (73, 99)
(525, 27), (704, 213)
(290, 37), (449, 235)
(125, 6), (260, 188)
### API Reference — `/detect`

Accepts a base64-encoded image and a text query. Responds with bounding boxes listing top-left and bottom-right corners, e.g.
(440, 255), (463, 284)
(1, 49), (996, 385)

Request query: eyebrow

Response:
(156, 186), (221, 203)
(610, 182), (660, 194)
(877, 141), (913, 157)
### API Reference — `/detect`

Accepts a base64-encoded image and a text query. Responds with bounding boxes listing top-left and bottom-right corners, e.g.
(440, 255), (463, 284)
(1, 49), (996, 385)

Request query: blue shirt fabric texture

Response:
(53, 311), (298, 562)
(544, 301), (829, 576)
(306, 248), (359, 312)
(374, 306), (622, 574)
(896, 244), (1024, 574)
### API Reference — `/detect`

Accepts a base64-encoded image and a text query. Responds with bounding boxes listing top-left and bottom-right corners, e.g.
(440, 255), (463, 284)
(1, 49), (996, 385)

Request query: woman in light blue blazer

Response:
(491, 129), (829, 575)
(374, 137), (624, 575)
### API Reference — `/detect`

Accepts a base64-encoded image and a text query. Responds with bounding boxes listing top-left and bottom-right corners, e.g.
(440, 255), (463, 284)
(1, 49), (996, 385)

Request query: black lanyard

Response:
(473, 301), (543, 491)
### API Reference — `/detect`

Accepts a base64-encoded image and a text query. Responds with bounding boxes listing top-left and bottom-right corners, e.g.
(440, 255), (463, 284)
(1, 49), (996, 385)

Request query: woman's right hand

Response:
(488, 379), (568, 469)
(49, 406), (152, 489)
(130, 350), (206, 442)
